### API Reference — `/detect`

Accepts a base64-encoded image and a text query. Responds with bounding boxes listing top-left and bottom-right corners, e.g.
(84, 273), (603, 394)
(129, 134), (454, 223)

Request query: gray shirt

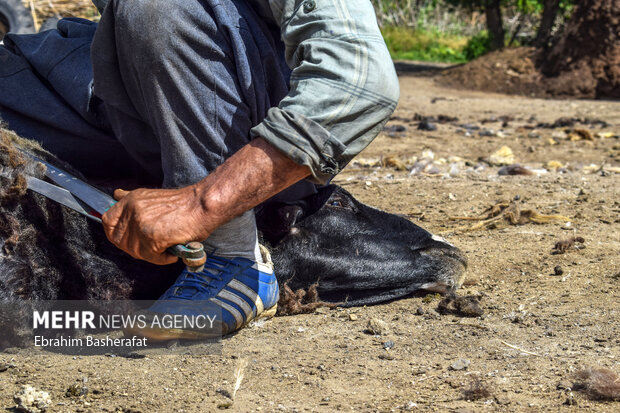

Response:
(92, 0), (399, 184)
(249, 0), (399, 183)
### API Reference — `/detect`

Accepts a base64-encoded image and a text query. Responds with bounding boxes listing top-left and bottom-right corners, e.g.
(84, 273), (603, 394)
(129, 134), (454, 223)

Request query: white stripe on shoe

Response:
(228, 279), (265, 315)
(217, 289), (255, 321)
(210, 297), (244, 329)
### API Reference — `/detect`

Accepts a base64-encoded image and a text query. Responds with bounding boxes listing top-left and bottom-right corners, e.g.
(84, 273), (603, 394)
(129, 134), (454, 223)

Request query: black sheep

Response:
(0, 127), (466, 346)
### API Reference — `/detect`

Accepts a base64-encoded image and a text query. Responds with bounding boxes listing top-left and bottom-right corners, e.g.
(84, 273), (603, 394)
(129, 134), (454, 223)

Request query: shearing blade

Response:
(25, 176), (102, 223)
(22, 154), (116, 215)
(16, 150), (207, 271)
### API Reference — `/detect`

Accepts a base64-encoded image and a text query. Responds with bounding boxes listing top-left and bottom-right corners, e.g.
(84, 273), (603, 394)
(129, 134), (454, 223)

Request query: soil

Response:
(438, 47), (546, 98)
(1, 71), (619, 412)
(439, 0), (620, 100)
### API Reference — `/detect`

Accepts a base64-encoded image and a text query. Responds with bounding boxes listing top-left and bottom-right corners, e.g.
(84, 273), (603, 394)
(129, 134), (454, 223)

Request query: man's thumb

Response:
(113, 188), (130, 201)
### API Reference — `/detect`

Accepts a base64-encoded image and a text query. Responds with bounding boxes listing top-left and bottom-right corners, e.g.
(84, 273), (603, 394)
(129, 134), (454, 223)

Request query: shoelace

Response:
(168, 255), (241, 299)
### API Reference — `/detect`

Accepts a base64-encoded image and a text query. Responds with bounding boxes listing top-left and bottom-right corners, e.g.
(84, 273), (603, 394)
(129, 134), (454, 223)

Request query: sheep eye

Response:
(329, 200), (344, 207)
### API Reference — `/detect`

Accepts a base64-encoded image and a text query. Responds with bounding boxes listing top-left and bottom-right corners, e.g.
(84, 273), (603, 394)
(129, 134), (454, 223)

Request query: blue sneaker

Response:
(125, 245), (279, 340)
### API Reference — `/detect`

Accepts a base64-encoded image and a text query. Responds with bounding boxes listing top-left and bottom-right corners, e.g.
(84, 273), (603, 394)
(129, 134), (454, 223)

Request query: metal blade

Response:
(24, 154), (116, 215)
(25, 176), (102, 223)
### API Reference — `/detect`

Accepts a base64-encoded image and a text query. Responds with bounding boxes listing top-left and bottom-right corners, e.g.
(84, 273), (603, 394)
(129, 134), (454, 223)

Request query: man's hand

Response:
(102, 185), (212, 265)
(102, 138), (310, 265)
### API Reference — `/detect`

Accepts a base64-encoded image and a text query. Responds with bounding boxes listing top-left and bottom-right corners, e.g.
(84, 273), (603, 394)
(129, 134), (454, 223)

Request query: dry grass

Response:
(25, 0), (99, 26)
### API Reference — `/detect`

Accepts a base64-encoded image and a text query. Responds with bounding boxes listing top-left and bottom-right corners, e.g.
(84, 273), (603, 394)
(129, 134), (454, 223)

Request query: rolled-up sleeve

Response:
(250, 0), (400, 184)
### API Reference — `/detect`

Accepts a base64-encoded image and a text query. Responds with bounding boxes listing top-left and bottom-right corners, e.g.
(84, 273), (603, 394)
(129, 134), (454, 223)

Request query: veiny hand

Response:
(102, 186), (212, 265)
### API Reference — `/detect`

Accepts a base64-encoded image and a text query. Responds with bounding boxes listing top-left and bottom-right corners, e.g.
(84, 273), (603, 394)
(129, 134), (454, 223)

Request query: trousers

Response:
(0, 0), (318, 259)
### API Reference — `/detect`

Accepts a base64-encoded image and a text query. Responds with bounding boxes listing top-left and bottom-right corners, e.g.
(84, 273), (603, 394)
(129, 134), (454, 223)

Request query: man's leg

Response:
(0, 18), (150, 181)
(91, 0), (298, 336)
(91, 0), (293, 263)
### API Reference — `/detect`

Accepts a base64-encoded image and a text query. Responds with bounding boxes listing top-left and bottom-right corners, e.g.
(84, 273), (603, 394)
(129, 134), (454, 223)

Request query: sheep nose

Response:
(279, 205), (304, 228)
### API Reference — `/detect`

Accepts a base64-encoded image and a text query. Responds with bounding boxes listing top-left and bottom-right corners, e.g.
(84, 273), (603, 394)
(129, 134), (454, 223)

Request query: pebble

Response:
(348, 314), (358, 321)
(564, 393), (578, 406)
(416, 307), (426, 316)
(383, 341), (395, 350)
(417, 120), (437, 131)
(66, 383), (88, 398)
(13, 385), (51, 413)
(384, 124), (407, 133)
(365, 318), (390, 335)
(554, 266), (564, 276)
(459, 123), (479, 130)
(557, 380), (573, 391)
(479, 129), (496, 137)
(403, 401), (418, 410)
(449, 358), (471, 371)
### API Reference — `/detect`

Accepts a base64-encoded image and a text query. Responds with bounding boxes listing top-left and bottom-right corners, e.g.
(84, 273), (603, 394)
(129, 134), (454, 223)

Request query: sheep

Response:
(0, 128), (466, 347)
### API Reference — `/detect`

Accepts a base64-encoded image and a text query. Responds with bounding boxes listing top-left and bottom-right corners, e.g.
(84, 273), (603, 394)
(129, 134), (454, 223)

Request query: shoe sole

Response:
(123, 304), (278, 342)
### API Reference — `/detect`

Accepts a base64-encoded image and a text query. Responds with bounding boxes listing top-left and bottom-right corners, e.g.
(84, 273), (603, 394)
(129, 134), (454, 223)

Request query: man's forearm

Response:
(194, 137), (311, 234)
(102, 137), (310, 264)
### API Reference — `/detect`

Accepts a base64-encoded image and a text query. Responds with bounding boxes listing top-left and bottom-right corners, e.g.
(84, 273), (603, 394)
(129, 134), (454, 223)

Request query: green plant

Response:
(381, 26), (468, 62)
(462, 30), (493, 59)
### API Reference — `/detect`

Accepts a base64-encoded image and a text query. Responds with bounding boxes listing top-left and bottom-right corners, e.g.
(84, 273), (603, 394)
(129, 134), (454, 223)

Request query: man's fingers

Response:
(113, 188), (130, 201)
(158, 252), (180, 266)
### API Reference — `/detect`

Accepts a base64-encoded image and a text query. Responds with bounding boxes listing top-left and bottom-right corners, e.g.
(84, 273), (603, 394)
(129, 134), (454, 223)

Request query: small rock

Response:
(384, 124), (407, 133)
(403, 401), (418, 410)
(557, 380), (573, 391)
(488, 146), (515, 166)
(449, 358), (471, 371)
(498, 164), (534, 176)
(216, 388), (232, 399)
(365, 318), (390, 335)
(415, 307), (425, 316)
(13, 385), (51, 413)
(417, 120), (437, 131)
(479, 129), (496, 137)
(383, 341), (395, 350)
(564, 393), (578, 406)
(65, 383), (88, 398)
(348, 313), (358, 321)
(546, 160), (564, 170)
(554, 266), (564, 276)
(459, 123), (479, 130)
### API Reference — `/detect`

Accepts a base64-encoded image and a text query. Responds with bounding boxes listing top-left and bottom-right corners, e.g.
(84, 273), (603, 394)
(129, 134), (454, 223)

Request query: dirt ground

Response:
(1, 69), (619, 412)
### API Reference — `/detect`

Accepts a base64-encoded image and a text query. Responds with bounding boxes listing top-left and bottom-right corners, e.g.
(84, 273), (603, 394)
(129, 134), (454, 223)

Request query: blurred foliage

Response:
(381, 26), (468, 62)
(371, 0), (576, 62)
(462, 30), (493, 60)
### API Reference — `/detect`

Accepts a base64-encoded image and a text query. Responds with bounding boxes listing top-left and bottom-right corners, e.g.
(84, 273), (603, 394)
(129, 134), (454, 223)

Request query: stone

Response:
(365, 318), (390, 335)
(13, 386), (51, 413)
(449, 358), (471, 371)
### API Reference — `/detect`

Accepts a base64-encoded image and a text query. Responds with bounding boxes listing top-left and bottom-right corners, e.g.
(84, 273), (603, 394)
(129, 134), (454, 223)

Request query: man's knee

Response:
(109, 0), (204, 53)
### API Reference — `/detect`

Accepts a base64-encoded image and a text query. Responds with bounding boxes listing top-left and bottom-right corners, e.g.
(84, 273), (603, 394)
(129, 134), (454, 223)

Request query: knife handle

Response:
(167, 242), (206, 272)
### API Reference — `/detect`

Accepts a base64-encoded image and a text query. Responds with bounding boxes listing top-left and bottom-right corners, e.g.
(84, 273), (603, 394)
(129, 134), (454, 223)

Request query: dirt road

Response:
(1, 70), (618, 412)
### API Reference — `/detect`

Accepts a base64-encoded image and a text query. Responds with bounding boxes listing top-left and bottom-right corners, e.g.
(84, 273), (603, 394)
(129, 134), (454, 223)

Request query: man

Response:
(0, 0), (399, 337)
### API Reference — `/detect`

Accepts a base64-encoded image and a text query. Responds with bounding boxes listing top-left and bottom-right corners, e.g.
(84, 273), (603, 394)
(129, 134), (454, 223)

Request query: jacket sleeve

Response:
(250, 0), (400, 184)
